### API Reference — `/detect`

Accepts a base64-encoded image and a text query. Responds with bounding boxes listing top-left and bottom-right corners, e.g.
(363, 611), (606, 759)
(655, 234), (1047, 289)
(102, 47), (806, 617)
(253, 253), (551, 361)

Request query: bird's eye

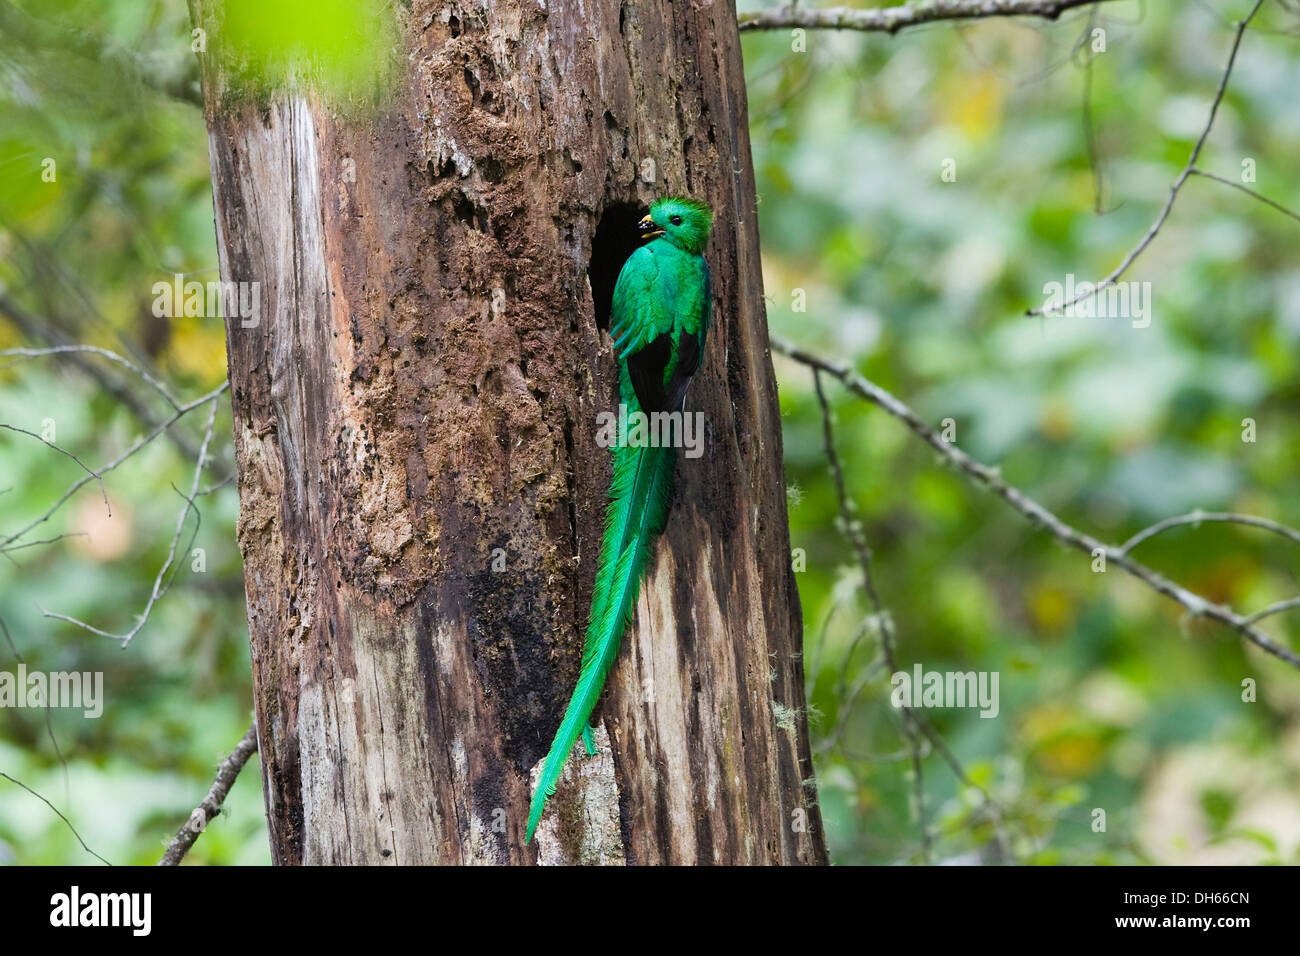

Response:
(670, 215), (683, 226)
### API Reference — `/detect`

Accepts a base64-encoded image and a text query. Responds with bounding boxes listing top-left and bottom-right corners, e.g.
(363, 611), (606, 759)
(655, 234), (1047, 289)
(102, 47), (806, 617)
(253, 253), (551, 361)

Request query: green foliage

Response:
(742, 0), (1300, 864)
(202, 0), (398, 105)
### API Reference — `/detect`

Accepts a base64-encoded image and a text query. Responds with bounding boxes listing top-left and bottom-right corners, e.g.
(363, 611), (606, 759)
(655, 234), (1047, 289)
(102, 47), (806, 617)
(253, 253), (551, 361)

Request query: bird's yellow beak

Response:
(638, 215), (664, 238)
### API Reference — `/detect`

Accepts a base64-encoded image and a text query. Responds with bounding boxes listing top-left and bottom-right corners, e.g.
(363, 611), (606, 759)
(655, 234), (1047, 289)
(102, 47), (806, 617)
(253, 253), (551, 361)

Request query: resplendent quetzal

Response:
(526, 196), (713, 843)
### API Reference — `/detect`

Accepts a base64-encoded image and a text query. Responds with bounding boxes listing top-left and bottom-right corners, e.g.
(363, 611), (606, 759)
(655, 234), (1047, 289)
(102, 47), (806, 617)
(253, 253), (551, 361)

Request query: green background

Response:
(2, 0), (1299, 864)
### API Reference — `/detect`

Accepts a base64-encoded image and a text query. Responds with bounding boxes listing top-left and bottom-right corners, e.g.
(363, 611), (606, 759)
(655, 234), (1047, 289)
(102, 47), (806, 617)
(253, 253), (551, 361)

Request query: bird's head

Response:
(638, 196), (713, 254)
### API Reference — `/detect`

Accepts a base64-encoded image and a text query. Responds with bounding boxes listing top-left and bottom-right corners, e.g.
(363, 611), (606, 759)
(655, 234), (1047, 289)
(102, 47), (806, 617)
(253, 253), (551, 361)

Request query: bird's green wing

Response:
(611, 244), (707, 413)
(610, 245), (674, 357)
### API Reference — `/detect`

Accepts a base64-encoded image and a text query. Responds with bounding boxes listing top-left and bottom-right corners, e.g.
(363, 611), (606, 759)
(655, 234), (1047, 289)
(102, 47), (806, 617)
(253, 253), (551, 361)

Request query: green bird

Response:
(526, 196), (714, 843)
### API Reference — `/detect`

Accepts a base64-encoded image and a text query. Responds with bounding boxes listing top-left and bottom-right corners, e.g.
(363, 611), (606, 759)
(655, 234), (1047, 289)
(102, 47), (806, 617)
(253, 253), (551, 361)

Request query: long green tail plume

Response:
(526, 439), (676, 843)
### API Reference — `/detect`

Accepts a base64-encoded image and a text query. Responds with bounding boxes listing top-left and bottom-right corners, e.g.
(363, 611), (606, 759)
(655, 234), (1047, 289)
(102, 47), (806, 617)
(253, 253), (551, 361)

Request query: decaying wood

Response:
(194, 0), (826, 864)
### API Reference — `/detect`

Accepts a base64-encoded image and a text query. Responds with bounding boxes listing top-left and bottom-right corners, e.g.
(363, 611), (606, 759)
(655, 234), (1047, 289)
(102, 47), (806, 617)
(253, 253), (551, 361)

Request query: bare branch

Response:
(812, 368), (932, 862)
(815, 645), (890, 756)
(37, 394), (221, 647)
(0, 615), (71, 799)
(0, 532), (89, 556)
(158, 723), (259, 866)
(0, 345), (182, 412)
(1027, 0), (1266, 317)
(1079, 5), (1118, 215)
(0, 771), (111, 865)
(0, 423), (110, 515)
(738, 0), (1120, 34)
(0, 614), (17, 662)
(1187, 169), (1300, 225)
(772, 334), (1300, 669)
(911, 711), (1013, 862)
(1118, 510), (1300, 555)
(813, 372), (1017, 861)
(0, 293), (201, 460)
(0, 382), (227, 551)
(1242, 596), (1300, 627)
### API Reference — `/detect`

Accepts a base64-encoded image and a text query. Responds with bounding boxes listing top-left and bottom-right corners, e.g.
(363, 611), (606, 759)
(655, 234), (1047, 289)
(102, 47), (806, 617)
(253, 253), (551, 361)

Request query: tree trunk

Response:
(193, 0), (826, 864)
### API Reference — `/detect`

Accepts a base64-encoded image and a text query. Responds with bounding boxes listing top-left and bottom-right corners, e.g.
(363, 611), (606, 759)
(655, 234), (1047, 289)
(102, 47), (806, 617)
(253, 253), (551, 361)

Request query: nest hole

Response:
(588, 201), (650, 333)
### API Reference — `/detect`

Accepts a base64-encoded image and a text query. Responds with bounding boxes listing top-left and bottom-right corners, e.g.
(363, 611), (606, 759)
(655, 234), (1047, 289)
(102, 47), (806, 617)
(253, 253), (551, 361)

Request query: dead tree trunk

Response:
(194, 0), (826, 864)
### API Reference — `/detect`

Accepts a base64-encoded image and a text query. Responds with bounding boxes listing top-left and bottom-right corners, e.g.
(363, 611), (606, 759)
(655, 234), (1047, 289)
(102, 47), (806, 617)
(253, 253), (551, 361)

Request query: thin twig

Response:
(1080, 4), (1117, 215)
(815, 629), (886, 755)
(158, 723), (259, 866)
(1027, 0), (1266, 316)
(0, 771), (111, 865)
(812, 368), (932, 863)
(1187, 169), (1300, 224)
(0, 616), (71, 799)
(0, 532), (89, 556)
(1118, 510), (1300, 555)
(0, 424), (111, 515)
(0, 614), (18, 662)
(0, 382), (227, 551)
(38, 395), (220, 647)
(1242, 596), (1300, 626)
(0, 346), (182, 411)
(0, 294), (202, 460)
(911, 711), (1014, 862)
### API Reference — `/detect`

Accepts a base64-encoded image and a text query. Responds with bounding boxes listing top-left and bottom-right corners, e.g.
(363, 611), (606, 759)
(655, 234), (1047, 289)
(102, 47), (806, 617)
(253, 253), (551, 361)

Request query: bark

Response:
(194, 0), (826, 864)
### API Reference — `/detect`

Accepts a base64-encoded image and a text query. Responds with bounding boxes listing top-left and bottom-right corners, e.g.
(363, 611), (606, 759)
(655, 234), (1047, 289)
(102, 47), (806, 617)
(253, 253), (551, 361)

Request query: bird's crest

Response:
(648, 196), (713, 254)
